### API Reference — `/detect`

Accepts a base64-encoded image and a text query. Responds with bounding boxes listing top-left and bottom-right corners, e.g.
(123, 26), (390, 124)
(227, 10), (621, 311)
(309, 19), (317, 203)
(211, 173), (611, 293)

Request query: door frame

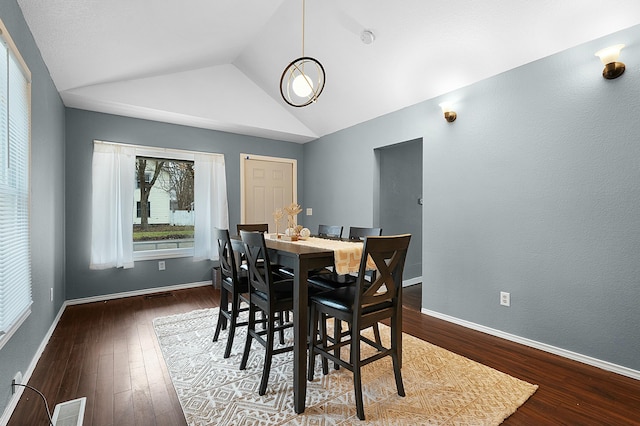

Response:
(240, 153), (298, 224)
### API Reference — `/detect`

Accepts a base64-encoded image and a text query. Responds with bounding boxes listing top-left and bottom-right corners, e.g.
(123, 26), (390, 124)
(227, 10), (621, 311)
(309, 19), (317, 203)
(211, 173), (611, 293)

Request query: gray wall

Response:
(65, 109), (304, 300)
(304, 25), (640, 371)
(0, 0), (66, 416)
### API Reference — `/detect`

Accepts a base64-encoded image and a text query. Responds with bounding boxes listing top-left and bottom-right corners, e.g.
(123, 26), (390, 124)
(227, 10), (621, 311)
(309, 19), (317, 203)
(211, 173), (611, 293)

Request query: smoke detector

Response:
(360, 30), (375, 45)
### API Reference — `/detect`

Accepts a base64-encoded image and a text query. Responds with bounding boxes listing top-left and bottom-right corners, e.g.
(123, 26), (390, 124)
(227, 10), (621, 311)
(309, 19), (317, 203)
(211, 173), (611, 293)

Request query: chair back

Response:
(355, 234), (411, 311)
(214, 228), (241, 282)
(237, 223), (269, 235)
(317, 224), (343, 239)
(240, 230), (274, 297)
(348, 226), (382, 240)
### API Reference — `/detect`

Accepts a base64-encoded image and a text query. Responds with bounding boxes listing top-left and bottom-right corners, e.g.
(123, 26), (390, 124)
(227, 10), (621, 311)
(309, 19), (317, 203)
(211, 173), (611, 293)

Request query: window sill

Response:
(0, 306), (31, 351)
(133, 248), (193, 261)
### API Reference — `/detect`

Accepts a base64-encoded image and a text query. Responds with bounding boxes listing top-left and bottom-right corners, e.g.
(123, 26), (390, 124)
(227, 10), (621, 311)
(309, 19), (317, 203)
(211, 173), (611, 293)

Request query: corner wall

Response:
(304, 24), (640, 371)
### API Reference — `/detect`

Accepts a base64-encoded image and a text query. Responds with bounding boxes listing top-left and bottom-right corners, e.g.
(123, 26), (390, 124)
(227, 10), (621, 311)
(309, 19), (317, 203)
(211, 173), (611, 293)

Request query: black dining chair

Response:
(348, 226), (382, 241)
(307, 234), (411, 420)
(236, 223), (269, 235)
(307, 226), (382, 289)
(307, 226), (385, 366)
(239, 230), (295, 396)
(317, 224), (343, 239)
(212, 228), (251, 358)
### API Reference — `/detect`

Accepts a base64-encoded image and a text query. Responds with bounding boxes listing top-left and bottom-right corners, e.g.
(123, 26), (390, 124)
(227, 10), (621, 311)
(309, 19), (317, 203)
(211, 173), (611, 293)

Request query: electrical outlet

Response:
(500, 291), (511, 307)
(158, 261), (166, 271)
(12, 371), (22, 394)
(50, 287), (54, 302)
(306, 208), (312, 216)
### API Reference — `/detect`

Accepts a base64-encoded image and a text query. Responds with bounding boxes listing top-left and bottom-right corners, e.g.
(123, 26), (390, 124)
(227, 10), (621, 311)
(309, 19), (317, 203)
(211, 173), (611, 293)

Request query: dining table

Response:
(233, 233), (377, 413)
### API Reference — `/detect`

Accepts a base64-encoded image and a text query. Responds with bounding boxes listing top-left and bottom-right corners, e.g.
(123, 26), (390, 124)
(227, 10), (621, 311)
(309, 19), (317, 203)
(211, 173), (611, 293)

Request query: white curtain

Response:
(90, 142), (136, 269)
(194, 153), (229, 261)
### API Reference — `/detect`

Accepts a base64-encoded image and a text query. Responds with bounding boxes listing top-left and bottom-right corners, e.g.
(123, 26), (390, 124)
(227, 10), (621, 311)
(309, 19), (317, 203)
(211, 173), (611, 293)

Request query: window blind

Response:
(0, 20), (32, 348)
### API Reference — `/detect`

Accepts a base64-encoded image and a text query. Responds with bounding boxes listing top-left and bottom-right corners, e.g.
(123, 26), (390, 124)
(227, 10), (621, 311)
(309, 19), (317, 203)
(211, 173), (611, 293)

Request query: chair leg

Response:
(259, 313), (275, 396)
(277, 311), (285, 345)
(307, 306), (318, 381)
(320, 313), (328, 375)
(223, 291), (240, 358)
(352, 330), (365, 421)
(239, 304), (255, 370)
(391, 315), (405, 397)
(213, 288), (229, 342)
(333, 319), (342, 370)
(372, 322), (382, 345)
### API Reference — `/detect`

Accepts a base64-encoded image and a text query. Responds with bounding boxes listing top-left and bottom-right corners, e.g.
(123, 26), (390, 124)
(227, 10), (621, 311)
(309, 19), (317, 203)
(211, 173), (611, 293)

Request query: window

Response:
(90, 141), (228, 269)
(136, 201), (151, 218)
(135, 171), (151, 189)
(0, 19), (32, 349)
(133, 156), (194, 257)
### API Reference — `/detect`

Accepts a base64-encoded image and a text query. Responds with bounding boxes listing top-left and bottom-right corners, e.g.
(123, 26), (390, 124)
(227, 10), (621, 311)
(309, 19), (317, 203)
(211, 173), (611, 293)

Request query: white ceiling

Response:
(17, 0), (640, 143)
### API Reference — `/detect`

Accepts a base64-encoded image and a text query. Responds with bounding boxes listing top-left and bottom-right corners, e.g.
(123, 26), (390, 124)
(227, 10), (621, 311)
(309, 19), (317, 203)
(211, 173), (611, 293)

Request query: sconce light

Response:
(439, 102), (457, 123)
(595, 44), (625, 79)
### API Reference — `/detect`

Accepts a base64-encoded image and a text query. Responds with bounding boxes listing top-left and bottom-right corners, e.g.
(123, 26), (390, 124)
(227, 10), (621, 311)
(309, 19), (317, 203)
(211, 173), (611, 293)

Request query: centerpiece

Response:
(283, 202), (303, 241)
(271, 208), (284, 239)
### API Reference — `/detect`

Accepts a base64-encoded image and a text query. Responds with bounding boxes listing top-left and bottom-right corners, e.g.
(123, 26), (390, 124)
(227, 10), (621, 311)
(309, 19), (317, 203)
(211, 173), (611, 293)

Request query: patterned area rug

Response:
(153, 308), (537, 425)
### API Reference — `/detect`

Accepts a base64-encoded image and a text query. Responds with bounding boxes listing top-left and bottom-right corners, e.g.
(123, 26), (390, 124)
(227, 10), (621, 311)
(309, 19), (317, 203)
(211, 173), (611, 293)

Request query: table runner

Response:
(269, 235), (374, 274)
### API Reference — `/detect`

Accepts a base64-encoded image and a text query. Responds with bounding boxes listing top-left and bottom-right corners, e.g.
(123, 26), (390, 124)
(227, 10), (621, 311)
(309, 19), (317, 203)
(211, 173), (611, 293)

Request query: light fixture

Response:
(595, 44), (625, 79)
(361, 30), (375, 45)
(439, 102), (457, 123)
(280, 0), (326, 107)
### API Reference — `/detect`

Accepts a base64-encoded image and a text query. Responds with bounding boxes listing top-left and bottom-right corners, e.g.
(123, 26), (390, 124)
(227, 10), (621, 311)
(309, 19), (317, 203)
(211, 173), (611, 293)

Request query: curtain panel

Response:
(194, 152), (229, 261)
(90, 142), (136, 269)
(89, 141), (229, 268)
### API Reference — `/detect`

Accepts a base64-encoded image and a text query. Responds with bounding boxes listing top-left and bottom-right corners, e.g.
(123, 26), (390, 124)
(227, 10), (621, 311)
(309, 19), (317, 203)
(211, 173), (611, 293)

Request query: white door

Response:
(241, 154), (296, 233)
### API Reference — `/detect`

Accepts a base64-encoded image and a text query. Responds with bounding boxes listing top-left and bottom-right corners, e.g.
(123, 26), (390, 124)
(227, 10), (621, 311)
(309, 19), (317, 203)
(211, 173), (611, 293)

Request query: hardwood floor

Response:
(8, 285), (640, 425)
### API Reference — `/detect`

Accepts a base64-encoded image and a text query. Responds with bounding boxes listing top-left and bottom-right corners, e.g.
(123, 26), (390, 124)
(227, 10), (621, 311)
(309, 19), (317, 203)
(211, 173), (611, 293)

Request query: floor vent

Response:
(51, 397), (86, 426)
(145, 291), (173, 299)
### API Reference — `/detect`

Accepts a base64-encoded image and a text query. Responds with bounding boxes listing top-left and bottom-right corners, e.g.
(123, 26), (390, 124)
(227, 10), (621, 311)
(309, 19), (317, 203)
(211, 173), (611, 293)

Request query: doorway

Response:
(376, 138), (423, 308)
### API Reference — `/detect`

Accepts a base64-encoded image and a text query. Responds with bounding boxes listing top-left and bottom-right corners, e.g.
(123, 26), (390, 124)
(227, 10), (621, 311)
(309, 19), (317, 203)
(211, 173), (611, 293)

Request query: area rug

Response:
(153, 308), (537, 425)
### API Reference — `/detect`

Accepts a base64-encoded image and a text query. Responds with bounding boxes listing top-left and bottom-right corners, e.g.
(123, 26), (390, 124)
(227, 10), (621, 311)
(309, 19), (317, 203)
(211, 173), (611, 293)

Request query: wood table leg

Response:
(293, 257), (309, 414)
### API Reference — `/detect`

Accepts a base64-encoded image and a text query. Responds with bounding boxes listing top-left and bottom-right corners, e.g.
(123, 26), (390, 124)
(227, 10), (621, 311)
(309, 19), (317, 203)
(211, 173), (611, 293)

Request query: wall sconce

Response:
(439, 102), (457, 123)
(595, 44), (625, 79)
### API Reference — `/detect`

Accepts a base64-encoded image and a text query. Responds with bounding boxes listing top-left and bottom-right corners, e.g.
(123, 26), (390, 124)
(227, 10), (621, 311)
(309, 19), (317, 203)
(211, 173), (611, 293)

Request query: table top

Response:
(265, 235), (372, 274)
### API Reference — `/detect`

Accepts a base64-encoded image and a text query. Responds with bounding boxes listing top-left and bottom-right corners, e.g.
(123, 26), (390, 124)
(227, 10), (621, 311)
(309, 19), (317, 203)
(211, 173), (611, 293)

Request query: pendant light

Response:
(279, 0), (325, 107)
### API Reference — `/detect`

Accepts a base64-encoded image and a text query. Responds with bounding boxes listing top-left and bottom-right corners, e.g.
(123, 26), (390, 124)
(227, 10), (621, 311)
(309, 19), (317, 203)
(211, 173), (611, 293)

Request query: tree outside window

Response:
(134, 157), (194, 252)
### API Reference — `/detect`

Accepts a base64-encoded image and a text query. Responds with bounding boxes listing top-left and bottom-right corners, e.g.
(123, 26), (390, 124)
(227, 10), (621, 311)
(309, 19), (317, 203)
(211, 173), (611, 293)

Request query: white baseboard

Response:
(402, 276), (421, 287)
(422, 308), (640, 381)
(65, 280), (212, 306)
(0, 281), (212, 426)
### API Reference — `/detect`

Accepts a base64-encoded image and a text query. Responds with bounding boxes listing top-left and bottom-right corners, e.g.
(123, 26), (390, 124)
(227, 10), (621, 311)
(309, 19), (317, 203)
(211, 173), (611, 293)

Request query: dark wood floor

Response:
(8, 284), (640, 425)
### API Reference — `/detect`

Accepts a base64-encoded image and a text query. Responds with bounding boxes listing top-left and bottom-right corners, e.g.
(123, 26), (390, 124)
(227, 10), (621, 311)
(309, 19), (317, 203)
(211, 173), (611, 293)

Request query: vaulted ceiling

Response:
(17, 0), (640, 143)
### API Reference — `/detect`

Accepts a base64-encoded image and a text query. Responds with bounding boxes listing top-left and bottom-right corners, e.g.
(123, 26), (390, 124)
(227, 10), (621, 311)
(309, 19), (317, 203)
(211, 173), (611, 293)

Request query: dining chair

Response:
(306, 227), (382, 289)
(348, 226), (382, 240)
(236, 223), (269, 234)
(307, 234), (411, 420)
(212, 228), (250, 358)
(239, 230), (295, 396)
(317, 224), (343, 239)
(307, 227), (385, 366)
